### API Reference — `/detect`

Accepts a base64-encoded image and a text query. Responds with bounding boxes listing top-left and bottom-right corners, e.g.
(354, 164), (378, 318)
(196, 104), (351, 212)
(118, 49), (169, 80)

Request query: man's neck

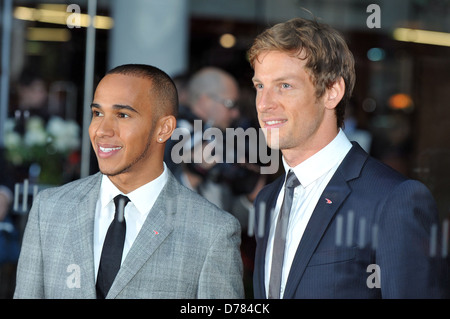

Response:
(107, 163), (164, 194)
(282, 128), (340, 168)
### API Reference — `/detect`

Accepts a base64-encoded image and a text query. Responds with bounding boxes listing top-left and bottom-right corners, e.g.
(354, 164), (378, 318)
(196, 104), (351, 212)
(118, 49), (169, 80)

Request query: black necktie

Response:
(96, 194), (130, 299)
(268, 170), (300, 299)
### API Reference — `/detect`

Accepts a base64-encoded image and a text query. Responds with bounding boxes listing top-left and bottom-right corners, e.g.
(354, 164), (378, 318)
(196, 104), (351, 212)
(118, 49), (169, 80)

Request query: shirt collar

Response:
(282, 129), (352, 187)
(99, 163), (169, 215)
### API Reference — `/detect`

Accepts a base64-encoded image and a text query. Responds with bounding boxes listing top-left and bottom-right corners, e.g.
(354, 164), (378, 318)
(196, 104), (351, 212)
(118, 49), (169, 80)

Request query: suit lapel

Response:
(106, 173), (177, 299)
(71, 173), (102, 298)
(283, 172), (350, 298)
(283, 143), (367, 298)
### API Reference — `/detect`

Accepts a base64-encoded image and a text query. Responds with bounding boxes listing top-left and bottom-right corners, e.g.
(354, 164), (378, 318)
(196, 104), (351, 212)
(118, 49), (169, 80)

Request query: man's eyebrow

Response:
(90, 103), (140, 114)
(252, 75), (297, 83)
(274, 76), (295, 82)
(112, 104), (140, 114)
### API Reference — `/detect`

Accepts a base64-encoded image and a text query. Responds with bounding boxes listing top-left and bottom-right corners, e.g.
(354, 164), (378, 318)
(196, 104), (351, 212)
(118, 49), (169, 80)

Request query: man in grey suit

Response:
(14, 64), (244, 299)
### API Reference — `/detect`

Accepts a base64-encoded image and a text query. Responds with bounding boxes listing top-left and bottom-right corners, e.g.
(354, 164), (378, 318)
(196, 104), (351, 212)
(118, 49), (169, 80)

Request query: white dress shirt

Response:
(265, 129), (352, 298)
(93, 164), (168, 280)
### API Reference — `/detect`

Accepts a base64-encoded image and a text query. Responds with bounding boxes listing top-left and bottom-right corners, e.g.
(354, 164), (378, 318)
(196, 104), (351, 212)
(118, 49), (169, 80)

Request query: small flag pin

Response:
(325, 198), (332, 204)
(153, 230), (159, 235)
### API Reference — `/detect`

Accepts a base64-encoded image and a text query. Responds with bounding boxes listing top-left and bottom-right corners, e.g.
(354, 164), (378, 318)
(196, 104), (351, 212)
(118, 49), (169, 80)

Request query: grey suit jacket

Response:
(14, 171), (244, 299)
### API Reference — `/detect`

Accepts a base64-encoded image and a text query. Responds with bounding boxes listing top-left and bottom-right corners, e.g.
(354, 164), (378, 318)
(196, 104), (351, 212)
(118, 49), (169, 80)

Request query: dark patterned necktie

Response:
(96, 194), (130, 299)
(268, 170), (300, 299)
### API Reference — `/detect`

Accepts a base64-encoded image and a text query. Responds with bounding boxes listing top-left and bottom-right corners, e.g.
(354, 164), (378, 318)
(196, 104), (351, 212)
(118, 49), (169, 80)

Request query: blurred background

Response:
(0, 0), (449, 298)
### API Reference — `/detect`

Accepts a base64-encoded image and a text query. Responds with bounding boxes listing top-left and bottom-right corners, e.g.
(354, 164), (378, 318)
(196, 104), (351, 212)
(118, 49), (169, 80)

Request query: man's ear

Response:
(156, 115), (176, 143)
(324, 77), (345, 110)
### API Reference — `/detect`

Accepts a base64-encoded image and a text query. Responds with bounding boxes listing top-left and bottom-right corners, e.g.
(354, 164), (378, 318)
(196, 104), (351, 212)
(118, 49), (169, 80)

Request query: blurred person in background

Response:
(165, 67), (241, 211)
(0, 146), (20, 265)
(0, 146), (21, 299)
(10, 68), (50, 132)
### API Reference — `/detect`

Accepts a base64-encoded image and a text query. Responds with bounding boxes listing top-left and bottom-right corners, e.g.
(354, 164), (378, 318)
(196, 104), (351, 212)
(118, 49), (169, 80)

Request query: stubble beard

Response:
(101, 134), (154, 177)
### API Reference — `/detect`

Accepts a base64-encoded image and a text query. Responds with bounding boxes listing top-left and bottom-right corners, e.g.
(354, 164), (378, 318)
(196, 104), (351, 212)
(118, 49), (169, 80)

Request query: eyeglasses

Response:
(208, 94), (238, 109)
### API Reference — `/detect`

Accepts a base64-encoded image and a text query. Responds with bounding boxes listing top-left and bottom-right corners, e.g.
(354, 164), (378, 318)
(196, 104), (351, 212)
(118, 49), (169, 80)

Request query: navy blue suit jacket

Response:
(253, 143), (449, 298)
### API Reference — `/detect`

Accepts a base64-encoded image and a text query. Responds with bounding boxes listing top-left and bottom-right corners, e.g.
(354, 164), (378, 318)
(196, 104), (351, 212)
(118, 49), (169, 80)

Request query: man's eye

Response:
(118, 113), (129, 118)
(254, 83), (263, 90)
(281, 83), (291, 89)
(92, 110), (103, 117)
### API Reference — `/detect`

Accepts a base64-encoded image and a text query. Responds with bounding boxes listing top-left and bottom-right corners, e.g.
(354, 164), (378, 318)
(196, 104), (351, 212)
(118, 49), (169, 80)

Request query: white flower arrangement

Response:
(4, 115), (81, 166)
(46, 116), (81, 154)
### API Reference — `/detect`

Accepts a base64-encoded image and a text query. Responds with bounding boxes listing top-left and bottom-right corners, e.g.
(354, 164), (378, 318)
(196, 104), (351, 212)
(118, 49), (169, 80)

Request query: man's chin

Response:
(98, 165), (126, 177)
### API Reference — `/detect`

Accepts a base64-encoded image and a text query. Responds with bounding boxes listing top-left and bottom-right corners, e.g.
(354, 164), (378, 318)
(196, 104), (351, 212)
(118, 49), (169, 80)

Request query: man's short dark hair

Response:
(106, 64), (179, 117)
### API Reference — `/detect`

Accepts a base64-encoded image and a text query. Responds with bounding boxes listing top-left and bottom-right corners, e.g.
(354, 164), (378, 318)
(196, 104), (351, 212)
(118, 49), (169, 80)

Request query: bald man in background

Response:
(187, 67), (240, 131)
(164, 67), (241, 211)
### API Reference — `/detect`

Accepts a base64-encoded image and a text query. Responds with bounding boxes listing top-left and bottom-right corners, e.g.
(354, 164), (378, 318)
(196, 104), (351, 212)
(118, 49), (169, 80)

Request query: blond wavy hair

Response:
(248, 18), (355, 128)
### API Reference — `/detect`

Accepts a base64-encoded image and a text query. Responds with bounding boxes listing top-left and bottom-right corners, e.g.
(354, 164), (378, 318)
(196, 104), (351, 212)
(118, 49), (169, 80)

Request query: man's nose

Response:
(94, 116), (115, 137)
(256, 88), (276, 113)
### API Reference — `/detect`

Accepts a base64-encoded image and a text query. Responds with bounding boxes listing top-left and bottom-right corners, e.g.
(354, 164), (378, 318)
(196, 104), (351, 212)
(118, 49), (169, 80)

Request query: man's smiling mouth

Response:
(99, 146), (122, 153)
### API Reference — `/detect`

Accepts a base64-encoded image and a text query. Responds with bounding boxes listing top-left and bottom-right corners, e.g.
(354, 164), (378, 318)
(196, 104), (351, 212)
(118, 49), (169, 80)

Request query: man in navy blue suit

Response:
(248, 17), (448, 299)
